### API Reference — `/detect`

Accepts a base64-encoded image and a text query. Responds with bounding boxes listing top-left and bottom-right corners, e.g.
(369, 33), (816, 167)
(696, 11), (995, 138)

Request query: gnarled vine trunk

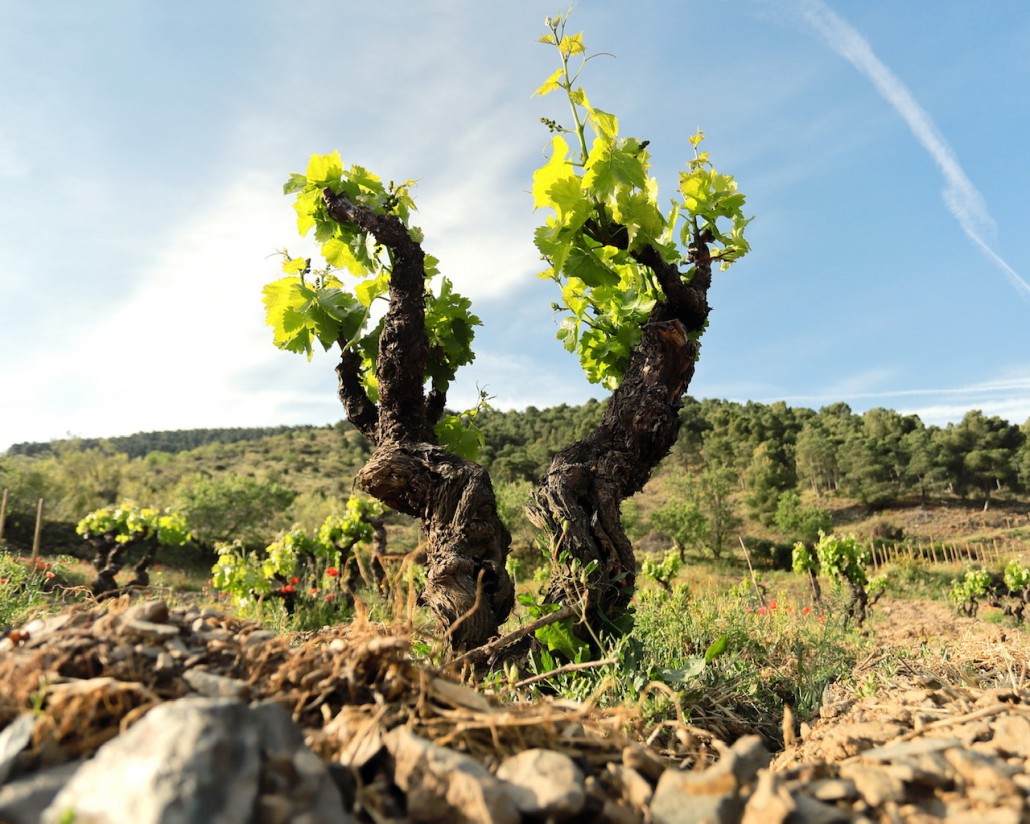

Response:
(356, 444), (513, 647)
(529, 240), (714, 634)
(323, 190), (514, 651)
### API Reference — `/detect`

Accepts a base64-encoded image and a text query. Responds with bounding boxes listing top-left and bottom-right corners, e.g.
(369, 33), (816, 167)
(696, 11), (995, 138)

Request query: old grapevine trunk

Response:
(529, 239), (714, 633)
(323, 190), (514, 650)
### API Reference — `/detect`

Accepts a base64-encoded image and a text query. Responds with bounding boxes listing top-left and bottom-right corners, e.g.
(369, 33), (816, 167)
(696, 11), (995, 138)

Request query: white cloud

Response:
(448, 351), (596, 413)
(795, 0), (1030, 301)
(761, 369), (1030, 426)
(0, 171), (336, 447)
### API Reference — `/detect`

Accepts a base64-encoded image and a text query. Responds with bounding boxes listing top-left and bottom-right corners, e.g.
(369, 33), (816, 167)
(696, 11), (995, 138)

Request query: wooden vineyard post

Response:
(0, 488), (7, 542)
(30, 498), (44, 562)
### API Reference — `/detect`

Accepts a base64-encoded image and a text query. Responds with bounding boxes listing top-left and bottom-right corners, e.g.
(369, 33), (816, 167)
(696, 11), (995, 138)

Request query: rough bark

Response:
(356, 442), (513, 650)
(87, 534), (154, 594)
(529, 235), (714, 633)
(322, 189), (514, 649)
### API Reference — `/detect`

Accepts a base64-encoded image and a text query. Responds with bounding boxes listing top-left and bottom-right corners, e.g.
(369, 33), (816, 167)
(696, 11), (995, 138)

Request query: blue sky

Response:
(2, 1), (1029, 452)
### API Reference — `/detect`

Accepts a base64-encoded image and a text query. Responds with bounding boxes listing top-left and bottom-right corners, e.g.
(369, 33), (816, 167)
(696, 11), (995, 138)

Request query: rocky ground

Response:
(0, 594), (1027, 823)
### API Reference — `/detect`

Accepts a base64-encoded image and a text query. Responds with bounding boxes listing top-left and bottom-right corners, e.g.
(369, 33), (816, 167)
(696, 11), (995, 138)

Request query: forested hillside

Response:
(3, 398), (1029, 557)
(4, 424), (319, 459)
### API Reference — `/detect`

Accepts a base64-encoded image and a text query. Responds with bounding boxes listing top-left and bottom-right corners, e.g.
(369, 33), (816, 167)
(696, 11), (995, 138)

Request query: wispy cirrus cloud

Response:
(795, 0), (1030, 301)
(763, 369), (1030, 426)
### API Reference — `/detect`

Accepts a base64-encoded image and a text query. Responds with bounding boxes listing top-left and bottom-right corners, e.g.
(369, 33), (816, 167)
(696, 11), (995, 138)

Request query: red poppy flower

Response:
(290, 577), (300, 585)
(326, 567), (340, 578)
(281, 585), (295, 594)
(325, 593), (335, 601)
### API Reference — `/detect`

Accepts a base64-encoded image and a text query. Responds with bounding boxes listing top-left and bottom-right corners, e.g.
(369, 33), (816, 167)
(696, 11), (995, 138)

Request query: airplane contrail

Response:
(796, 0), (1030, 301)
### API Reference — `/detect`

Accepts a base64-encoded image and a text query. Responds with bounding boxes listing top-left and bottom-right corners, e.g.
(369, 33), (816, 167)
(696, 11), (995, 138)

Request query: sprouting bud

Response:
(545, 16), (556, 29)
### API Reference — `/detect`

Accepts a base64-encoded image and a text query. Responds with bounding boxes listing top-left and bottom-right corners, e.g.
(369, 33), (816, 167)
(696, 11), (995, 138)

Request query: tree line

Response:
(4, 424), (318, 460)
(4, 397), (1027, 553)
(668, 399), (1029, 518)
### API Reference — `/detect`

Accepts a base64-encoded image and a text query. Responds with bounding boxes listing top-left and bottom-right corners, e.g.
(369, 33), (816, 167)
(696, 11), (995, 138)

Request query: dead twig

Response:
(443, 569), (486, 648)
(738, 536), (767, 607)
(513, 657), (618, 690)
(450, 604), (578, 669)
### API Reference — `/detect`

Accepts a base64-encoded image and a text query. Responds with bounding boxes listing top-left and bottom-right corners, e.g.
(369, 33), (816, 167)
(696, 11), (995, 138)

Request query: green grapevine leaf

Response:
(283, 173), (308, 195)
(281, 256), (308, 275)
(534, 67), (565, 97)
(533, 135), (574, 209)
(557, 32), (586, 57)
(305, 151), (344, 187)
(564, 243), (618, 288)
(535, 618), (590, 661)
(532, 24), (752, 391)
(433, 413), (483, 462)
(262, 275), (366, 359)
(582, 138), (647, 200)
(322, 237), (369, 276)
(424, 277), (480, 392)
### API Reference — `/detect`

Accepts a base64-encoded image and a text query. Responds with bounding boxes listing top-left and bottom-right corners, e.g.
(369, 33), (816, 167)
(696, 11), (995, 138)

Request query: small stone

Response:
(256, 794), (294, 824)
(740, 770), (794, 824)
(817, 721), (909, 760)
(622, 743), (665, 782)
(385, 728), (519, 824)
(164, 636), (191, 657)
(121, 618), (180, 640)
(860, 736), (962, 762)
(183, 668), (250, 699)
(819, 700), (854, 720)
(789, 795), (851, 824)
(724, 735), (770, 786)
(244, 630), (279, 647)
(0, 761), (83, 824)
(944, 748), (1018, 794)
(0, 715), (36, 786)
(901, 688), (935, 705)
(496, 748), (586, 818)
(650, 766), (742, 824)
(618, 766), (653, 810)
(197, 628), (235, 643)
(41, 697), (262, 824)
(600, 798), (642, 824)
(955, 719), (993, 746)
(122, 600), (170, 624)
(941, 806), (1021, 824)
(974, 689), (1020, 707)
(838, 765), (905, 807)
(810, 778), (858, 802)
(990, 714), (1030, 758)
